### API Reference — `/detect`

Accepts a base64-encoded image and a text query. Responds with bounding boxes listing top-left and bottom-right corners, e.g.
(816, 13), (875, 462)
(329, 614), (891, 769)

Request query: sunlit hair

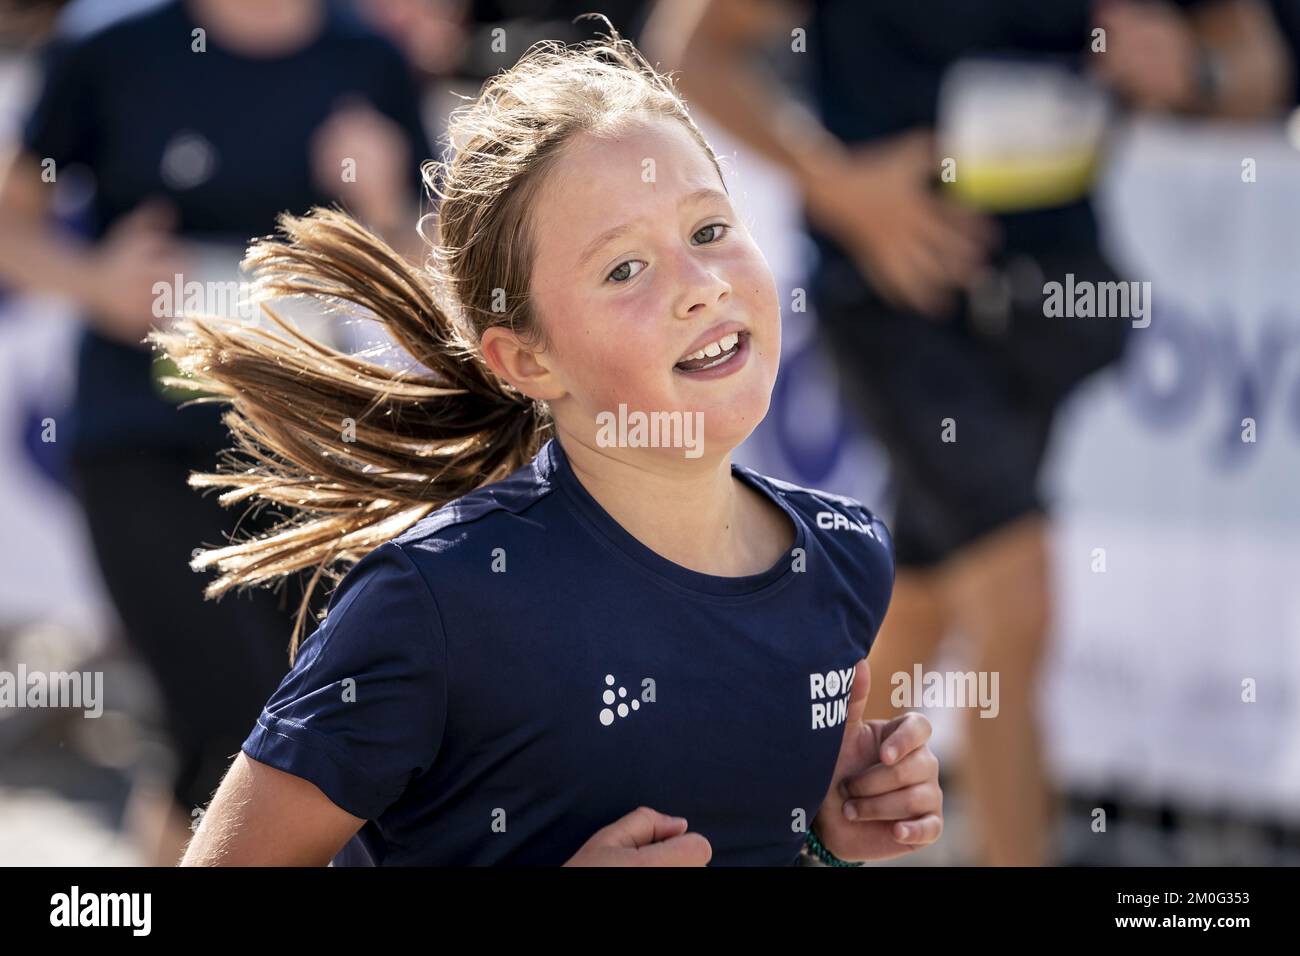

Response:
(150, 15), (724, 660)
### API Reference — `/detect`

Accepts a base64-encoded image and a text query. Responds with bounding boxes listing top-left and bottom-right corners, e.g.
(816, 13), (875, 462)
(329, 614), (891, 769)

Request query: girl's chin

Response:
(696, 403), (772, 456)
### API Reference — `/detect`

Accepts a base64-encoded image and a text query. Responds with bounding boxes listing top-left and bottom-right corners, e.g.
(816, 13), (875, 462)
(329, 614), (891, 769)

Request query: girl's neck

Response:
(556, 427), (794, 578)
(185, 0), (324, 58)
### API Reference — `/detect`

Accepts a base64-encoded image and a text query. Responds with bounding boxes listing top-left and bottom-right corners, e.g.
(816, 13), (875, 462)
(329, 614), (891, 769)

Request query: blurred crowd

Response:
(1, 0), (1299, 866)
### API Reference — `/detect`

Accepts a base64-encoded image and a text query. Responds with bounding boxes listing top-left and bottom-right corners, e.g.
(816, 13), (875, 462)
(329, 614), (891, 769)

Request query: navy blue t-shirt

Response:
(241, 436), (895, 866)
(21, 0), (433, 458)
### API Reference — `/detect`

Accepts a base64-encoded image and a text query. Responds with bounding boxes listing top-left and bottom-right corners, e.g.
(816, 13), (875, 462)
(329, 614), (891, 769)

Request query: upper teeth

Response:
(682, 332), (740, 362)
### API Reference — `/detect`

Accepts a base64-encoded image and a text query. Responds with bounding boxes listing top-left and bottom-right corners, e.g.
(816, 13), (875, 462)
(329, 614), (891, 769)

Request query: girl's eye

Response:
(606, 260), (646, 283)
(692, 223), (730, 245)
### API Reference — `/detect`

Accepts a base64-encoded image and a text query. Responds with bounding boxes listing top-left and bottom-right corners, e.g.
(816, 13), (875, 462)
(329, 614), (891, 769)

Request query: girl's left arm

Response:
(182, 753), (366, 866)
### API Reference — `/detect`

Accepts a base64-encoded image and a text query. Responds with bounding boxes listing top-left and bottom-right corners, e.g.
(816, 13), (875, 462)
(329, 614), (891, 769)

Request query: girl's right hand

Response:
(563, 806), (712, 866)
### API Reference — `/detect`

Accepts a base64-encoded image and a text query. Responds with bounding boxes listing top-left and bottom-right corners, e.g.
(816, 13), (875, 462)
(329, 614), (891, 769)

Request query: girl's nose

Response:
(671, 250), (730, 320)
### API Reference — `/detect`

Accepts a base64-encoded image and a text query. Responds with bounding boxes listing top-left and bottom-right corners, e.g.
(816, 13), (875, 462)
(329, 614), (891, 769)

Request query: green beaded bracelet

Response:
(805, 824), (864, 867)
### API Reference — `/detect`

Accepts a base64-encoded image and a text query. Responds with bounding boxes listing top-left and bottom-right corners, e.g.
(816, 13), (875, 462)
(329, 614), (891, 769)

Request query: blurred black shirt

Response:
(803, 0), (1216, 293)
(23, 0), (434, 457)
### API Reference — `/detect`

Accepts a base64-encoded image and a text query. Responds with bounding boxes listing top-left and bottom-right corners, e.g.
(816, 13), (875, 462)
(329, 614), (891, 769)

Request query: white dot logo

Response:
(160, 130), (218, 190)
(599, 673), (646, 725)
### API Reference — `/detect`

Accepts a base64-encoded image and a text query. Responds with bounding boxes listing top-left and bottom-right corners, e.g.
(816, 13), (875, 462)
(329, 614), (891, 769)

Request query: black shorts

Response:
(811, 245), (1131, 568)
(67, 443), (318, 812)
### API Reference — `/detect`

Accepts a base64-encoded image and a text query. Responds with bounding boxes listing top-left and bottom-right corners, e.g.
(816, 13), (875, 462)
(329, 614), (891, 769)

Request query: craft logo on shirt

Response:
(809, 666), (855, 729)
(816, 511), (879, 540)
(597, 673), (654, 726)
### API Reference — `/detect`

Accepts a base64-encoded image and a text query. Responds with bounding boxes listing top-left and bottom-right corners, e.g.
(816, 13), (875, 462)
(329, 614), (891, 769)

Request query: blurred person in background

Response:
(0, 0), (435, 863)
(353, 0), (470, 79)
(647, 0), (1296, 864)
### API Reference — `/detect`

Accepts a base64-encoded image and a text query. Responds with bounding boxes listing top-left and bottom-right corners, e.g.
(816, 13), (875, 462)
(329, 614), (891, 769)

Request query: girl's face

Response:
(522, 114), (781, 462)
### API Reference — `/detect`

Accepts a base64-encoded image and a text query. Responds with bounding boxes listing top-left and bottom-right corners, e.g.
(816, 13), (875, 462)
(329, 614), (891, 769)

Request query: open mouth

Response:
(674, 330), (748, 374)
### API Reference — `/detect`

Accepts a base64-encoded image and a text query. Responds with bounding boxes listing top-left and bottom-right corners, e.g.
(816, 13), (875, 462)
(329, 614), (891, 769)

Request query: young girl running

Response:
(166, 23), (942, 866)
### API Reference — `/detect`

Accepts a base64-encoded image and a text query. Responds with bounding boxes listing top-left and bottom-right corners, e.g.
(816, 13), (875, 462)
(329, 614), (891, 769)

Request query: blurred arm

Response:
(641, 0), (849, 199)
(1095, 0), (1295, 118)
(0, 148), (95, 302)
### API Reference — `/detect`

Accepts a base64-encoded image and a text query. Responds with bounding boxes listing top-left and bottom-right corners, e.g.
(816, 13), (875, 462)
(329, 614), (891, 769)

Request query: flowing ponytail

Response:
(152, 209), (550, 659)
(149, 17), (722, 661)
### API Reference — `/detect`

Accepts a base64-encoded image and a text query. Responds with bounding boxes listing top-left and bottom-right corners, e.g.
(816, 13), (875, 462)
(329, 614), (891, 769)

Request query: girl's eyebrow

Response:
(577, 186), (730, 267)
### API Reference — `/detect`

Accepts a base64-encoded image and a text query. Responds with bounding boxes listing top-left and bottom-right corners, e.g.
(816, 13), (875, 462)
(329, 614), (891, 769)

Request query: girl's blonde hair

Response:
(150, 17), (725, 661)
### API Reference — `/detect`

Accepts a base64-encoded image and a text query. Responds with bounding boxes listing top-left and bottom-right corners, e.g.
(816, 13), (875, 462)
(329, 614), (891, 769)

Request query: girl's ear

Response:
(480, 325), (566, 402)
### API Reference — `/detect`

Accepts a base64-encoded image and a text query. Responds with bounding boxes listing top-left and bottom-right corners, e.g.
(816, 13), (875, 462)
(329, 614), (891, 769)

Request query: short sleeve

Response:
(241, 541), (448, 821)
(22, 37), (99, 168)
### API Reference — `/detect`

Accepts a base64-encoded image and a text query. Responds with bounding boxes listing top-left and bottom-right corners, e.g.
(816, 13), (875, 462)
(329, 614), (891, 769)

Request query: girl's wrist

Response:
(805, 819), (865, 867)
